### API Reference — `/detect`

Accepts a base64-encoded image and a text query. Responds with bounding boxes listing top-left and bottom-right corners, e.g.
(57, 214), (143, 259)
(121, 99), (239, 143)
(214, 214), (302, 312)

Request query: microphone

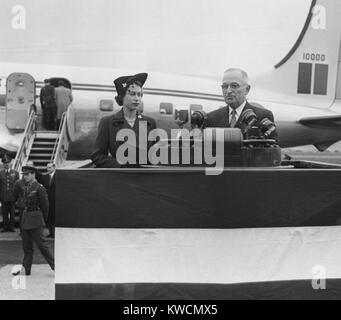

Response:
(260, 118), (277, 139)
(241, 109), (258, 138)
(191, 110), (207, 129)
(241, 109), (258, 127)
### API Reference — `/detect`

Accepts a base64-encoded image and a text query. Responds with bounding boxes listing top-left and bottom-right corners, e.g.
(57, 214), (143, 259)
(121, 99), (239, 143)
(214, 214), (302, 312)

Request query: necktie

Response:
(230, 109), (237, 128)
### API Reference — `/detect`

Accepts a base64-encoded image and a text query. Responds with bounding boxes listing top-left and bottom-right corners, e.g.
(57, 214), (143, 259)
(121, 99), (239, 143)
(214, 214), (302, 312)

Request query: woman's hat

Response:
(114, 73), (148, 98)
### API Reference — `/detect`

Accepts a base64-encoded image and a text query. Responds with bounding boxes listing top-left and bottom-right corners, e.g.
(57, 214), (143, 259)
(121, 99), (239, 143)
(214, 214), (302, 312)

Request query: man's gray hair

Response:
(224, 68), (249, 85)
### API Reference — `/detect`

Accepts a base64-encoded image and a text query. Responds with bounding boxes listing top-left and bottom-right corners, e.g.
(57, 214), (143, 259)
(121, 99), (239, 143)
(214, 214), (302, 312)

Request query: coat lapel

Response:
(111, 109), (125, 128)
(235, 106), (246, 129)
(235, 101), (251, 129)
(217, 107), (230, 128)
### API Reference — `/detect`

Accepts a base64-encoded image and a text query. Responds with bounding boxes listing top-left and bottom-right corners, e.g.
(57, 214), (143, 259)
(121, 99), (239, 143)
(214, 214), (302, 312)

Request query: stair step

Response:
(31, 154), (54, 158)
(31, 148), (54, 153)
(32, 158), (51, 162)
(32, 161), (51, 167)
(32, 142), (56, 147)
(34, 139), (57, 143)
(31, 146), (54, 149)
(35, 132), (58, 139)
(33, 139), (56, 143)
(29, 154), (53, 158)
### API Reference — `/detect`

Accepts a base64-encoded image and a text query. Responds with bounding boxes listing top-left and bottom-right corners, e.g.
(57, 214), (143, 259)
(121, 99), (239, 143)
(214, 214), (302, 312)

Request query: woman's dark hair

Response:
(115, 80), (143, 106)
(115, 95), (124, 106)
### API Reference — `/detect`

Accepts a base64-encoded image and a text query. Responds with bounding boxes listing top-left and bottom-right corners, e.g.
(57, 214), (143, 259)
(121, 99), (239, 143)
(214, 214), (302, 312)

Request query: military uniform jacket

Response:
(91, 109), (157, 168)
(0, 169), (20, 202)
(14, 180), (49, 230)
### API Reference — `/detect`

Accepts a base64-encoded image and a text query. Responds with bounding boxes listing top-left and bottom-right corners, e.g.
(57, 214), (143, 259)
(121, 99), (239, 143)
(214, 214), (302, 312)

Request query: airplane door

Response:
(6, 73), (36, 130)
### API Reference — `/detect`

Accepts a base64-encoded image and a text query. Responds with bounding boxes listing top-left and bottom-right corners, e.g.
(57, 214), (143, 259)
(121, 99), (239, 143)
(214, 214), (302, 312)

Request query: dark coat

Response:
(13, 180), (49, 230)
(40, 85), (56, 109)
(42, 173), (55, 223)
(0, 169), (20, 202)
(206, 101), (278, 140)
(91, 109), (157, 168)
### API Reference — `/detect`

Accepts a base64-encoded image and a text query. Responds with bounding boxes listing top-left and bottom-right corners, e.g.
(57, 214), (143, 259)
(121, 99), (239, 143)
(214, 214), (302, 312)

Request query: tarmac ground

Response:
(0, 228), (54, 300)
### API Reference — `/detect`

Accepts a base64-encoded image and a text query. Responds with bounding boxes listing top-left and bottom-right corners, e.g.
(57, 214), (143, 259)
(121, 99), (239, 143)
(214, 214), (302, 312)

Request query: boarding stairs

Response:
(28, 132), (58, 172)
(12, 111), (69, 173)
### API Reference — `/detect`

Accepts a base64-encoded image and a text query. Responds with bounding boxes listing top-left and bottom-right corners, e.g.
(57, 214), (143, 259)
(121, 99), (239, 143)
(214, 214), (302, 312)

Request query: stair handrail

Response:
(51, 112), (68, 167)
(12, 110), (37, 172)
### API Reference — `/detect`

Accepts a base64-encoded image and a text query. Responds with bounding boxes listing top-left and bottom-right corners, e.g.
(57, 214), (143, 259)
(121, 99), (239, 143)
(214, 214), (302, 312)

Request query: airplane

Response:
(0, 0), (341, 162)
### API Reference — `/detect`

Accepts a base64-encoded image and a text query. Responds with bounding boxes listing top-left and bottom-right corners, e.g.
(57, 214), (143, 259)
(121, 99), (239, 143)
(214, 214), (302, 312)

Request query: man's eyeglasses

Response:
(221, 83), (243, 90)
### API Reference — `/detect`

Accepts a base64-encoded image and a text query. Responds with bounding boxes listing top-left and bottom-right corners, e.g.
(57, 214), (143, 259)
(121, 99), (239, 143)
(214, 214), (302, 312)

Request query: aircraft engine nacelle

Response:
(6, 73), (36, 130)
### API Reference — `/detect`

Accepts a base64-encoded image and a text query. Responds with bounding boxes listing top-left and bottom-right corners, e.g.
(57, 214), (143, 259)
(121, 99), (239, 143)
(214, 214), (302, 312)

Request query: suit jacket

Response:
(35, 171), (44, 185)
(91, 109), (157, 168)
(0, 169), (20, 202)
(13, 180), (49, 230)
(40, 85), (56, 109)
(206, 101), (278, 140)
(42, 173), (56, 218)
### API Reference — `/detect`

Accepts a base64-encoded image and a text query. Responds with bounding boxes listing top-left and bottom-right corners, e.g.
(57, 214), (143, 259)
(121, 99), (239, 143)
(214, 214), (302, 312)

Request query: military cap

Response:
(2, 154), (12, 164)
(22, 165), (38, 174)
(114, 73), (148, 105)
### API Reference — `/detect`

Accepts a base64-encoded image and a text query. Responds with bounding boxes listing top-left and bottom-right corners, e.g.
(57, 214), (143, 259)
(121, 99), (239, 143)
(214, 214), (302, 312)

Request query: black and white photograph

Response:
(0, 0), (341, 305)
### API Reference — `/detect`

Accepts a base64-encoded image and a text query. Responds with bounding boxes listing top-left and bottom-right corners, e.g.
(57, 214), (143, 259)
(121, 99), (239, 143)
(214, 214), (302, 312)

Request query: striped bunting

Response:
(55, 169), (341, 300)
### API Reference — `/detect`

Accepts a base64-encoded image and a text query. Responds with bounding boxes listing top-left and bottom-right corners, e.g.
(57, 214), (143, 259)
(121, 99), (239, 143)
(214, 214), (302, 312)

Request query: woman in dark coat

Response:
(91, 73), (157, 168)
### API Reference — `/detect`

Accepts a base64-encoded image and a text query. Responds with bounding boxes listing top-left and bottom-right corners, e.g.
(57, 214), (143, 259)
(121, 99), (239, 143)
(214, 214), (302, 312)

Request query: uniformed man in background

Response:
(0, 155), (19, 233)
(12, 165), (54, 276)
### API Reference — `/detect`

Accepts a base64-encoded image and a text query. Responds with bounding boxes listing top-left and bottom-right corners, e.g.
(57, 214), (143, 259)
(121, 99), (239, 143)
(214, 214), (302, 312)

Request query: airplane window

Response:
(160, 102), (173, 115)
(190, 104), (203, 114)
(99, 99), (114, 112)
(0, 95), (6, 107)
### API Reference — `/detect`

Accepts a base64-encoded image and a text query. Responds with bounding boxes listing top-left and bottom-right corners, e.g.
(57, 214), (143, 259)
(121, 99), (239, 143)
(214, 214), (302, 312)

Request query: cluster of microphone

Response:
(240, 109), (277, 139)
(190, 110), (207, 129)
(190, 108), (277, 140)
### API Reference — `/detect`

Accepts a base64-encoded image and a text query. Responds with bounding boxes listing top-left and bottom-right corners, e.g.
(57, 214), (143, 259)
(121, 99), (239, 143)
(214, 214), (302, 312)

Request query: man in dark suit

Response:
(42, 163), (56, 239)
(12, 165), (54, 276)
(0, 155), (20, 232)
(206, 68), (277, 140)
(40, 79), (57, 130)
